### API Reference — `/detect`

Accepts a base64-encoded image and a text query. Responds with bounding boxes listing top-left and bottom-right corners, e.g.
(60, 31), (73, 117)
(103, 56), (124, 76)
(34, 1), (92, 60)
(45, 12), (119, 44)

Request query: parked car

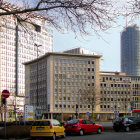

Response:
(64, 119), (103, 136)
(30, 119), (66, 140)
(113, 116), (140, 132)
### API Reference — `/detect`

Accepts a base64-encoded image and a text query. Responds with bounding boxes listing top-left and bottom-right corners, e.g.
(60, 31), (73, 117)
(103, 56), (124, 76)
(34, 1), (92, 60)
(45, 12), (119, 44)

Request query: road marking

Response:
(128, 132), (140, 135)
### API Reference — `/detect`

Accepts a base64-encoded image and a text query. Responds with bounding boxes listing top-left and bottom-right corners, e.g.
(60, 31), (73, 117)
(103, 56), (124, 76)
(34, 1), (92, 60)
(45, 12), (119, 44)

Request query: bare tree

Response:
(125, 0), (140, 20)
(78, 87), (100, 120)
(0, 0), (118, 35)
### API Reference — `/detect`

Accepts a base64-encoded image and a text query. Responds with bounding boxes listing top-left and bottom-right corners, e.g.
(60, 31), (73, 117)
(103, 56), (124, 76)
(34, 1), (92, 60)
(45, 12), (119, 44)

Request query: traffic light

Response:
(75, 112), (78, 117)
(76, 104), (78, 109)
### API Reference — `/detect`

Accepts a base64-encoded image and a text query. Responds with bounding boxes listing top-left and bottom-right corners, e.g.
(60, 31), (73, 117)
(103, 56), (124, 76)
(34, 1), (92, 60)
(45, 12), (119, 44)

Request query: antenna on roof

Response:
(126, 8), (128, 28)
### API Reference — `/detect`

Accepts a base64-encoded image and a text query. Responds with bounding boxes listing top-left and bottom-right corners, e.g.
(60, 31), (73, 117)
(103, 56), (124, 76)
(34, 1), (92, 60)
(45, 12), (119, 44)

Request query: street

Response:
(62, 131), (140, 140)
(1, 131), (140, 140)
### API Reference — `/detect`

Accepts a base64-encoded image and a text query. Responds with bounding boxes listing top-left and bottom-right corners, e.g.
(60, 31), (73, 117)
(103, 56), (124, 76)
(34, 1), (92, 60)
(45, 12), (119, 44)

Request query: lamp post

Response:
(34, 43), (42, 120)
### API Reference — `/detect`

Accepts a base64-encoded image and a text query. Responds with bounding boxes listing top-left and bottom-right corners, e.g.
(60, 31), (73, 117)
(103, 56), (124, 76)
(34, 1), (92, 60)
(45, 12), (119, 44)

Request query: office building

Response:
(25, 52), (101, 120)
(121, 25), (140, 76)
(25, 52), (140, 121)
(100, 71), (140, 119)
(63, 47), (89, 54)
(0, 2), (53, 121)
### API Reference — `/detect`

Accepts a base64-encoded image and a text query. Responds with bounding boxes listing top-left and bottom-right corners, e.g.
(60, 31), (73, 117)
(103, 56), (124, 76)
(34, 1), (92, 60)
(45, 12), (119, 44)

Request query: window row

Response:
(55, 58), (94, 65)
(100, 91), (131, 94)
(100, 98), (130, 102)
(55, 104), (91, 109)
(101, 83), (131, 88)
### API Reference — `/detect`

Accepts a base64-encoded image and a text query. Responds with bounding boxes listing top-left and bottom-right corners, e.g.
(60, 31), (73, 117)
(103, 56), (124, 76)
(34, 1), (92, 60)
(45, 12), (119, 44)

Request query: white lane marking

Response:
(127, 132), (140, 135)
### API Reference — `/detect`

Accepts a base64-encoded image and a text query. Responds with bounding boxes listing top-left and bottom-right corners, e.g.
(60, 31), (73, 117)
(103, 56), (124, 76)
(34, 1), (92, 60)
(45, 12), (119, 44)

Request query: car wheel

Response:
(62, 131), (66, 138)
(52, 133), (56, 140)
(114, 128), (119, 132)
(125, 127), (130, 132)
(79, 129), (84, 136)
(97, 128), (102, 134)
(30, 137), (35, 140)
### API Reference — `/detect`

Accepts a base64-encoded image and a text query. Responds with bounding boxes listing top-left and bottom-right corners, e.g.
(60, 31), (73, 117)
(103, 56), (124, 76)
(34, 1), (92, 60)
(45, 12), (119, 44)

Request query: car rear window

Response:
(32, 121), (50, 126)
(67, 120), (79, 124)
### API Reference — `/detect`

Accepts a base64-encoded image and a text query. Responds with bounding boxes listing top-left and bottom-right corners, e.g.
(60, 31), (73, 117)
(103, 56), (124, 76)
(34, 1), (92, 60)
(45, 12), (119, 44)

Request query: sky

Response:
(4, 0), (139, 72)
(53, 0), (136, 72)
(54, 16), (140, 72)
(53, 20), (123, 72)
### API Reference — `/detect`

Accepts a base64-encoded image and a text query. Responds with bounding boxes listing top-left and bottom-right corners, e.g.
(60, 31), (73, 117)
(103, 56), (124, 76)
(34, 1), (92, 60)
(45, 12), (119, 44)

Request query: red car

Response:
(64, 119), (103, 136)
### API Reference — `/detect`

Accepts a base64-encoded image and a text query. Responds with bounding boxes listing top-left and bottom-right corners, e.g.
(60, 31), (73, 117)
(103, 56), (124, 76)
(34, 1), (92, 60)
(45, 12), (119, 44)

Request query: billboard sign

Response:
(24, 105), (34, 121)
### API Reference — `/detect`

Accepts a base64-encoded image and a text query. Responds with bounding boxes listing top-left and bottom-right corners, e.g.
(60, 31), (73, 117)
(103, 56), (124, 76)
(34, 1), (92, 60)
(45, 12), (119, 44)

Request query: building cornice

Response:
(24, 52), (102, 65)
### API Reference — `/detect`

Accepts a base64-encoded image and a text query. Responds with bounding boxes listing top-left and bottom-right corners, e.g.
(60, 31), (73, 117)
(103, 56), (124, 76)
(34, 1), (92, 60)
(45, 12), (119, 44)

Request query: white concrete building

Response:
(0, 3), (53, 121)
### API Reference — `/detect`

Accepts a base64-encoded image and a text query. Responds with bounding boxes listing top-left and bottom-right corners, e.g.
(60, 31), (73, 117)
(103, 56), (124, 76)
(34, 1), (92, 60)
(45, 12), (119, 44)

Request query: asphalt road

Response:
(62, 131), (140, 140)
(2, 131), (139, 140)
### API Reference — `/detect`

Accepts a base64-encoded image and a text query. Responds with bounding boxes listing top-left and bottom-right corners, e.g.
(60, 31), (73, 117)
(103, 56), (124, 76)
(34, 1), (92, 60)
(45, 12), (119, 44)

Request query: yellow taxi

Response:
(30, 119), (66, 140)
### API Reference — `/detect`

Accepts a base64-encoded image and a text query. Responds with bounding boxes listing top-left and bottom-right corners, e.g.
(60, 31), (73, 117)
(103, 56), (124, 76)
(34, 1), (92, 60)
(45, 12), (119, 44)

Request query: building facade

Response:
(63, 47), (90, 54)
(100, 71), (140, 120)
(0, 3), (53, 121)
(25, 52), (101, 120)
(121, 25), (140, 76)
(25, 53), (140, 121)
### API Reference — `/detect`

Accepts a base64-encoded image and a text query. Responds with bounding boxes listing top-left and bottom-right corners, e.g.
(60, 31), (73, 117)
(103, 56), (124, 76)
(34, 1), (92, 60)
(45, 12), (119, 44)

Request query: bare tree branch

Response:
(0, 0), (118, 35)
(78, 87), (100, 119)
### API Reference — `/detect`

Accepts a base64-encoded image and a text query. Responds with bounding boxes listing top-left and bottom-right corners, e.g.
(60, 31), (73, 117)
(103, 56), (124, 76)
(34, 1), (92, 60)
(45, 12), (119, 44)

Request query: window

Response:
(67, 120), (79, 124)
(86, 120), (93, 124)
(51, 120), (57, 126)
(82, 120), (86, 124)
(55, 120), (60, 126)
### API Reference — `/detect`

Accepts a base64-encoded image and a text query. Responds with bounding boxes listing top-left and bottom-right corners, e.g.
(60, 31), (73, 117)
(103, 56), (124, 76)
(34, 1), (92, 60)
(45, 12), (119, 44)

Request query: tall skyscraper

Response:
(0, 3), (53, 121)
(121, 24), (140, 76)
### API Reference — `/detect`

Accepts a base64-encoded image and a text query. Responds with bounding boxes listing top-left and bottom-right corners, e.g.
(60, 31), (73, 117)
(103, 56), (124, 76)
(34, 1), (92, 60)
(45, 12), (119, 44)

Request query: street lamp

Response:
(34, 43), (42, 119)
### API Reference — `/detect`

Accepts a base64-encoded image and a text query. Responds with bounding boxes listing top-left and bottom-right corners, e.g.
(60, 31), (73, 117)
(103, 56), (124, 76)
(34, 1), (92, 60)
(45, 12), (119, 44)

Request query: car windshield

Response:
(114, 118), (122, 121)
(67, 120), (79, 124)
(32, 121), (50, 126)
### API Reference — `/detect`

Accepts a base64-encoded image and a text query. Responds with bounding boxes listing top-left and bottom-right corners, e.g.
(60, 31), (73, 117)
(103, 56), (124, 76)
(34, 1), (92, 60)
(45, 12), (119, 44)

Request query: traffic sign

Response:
(114, 110), (118, 114)
(86, 112), (90, 116)
(2, 90), (10, 98)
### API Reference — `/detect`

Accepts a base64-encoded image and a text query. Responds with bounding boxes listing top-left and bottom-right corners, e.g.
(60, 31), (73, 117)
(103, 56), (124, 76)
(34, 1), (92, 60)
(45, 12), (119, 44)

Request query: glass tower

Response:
(121, 25), (140, 76)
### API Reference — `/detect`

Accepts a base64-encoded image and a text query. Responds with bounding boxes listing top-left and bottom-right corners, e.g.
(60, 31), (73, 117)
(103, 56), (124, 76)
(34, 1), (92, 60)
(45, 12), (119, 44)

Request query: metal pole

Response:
(14, 96), (17, 124)
(4, 99), (7, 138)
(34, 44), (42, 120)
(15, 25), (18, 124)
(37, 46), (39, 107)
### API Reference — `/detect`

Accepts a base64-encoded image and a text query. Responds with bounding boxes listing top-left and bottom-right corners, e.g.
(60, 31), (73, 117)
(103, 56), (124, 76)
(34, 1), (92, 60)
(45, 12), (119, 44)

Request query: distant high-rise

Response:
(121, 25), (140, 76)
(63, 47), (89, 54)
